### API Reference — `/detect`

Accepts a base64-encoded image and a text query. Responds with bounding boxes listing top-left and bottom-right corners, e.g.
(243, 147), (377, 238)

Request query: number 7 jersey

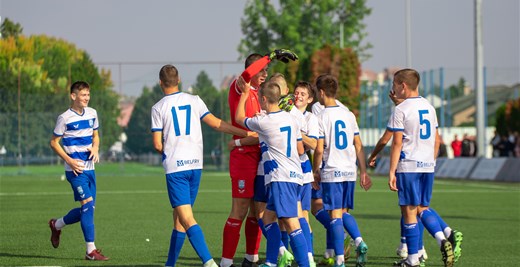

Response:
(151, 92), (210, 174)
(388, 96), (438, 173)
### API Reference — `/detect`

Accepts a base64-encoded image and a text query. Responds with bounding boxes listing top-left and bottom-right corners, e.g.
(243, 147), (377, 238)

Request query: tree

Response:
(125, 84), (164, 154)
(239, 0), (372, 61)
(495, 98), (520, 136)
(1, 18), (23, 39)
(0, 21), (120, 159)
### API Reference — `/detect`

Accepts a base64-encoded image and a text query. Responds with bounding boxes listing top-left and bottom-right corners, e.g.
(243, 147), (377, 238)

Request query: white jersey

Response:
(388, 96), (438, 173)
(53, 107), (99, 172)
(312, 99), (348, 115)
(317, 105), (360, 182)
(151, 92), (210, 174)
(245, 111), (303, 185)
(300, 110), (319, 184)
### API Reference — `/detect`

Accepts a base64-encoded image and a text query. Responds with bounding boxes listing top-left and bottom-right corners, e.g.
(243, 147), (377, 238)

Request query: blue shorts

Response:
(266, 182), (299, 218)
(66, 170), (96, 202)
(311, 184), (323, 199)
(322, 181), (355, 211)
(254, 175), (268, 203)
(396, 172), (434, 207)
(299, 183), (312, 211)
(166, 169), (202, 208)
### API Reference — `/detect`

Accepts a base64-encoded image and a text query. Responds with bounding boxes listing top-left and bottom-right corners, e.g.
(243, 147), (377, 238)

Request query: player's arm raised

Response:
(235, 76), (250, 129)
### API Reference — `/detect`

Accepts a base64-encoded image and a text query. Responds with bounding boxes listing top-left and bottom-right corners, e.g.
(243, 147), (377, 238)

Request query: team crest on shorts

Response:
(77, 186), (84, 195)
(238, 179), (246, 194)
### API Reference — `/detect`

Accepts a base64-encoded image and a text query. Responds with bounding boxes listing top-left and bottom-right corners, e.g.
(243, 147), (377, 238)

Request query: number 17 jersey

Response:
(151, 92), (210, 174)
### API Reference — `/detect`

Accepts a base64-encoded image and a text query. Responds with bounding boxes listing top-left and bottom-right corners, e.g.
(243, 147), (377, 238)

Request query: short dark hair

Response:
(245, 53), (263, 69)
(394, 68), (420, 90)
(315, 74), (338, 97)
(294, 81), (315, 99)
(70, 81), (90, 94)
(259, 82), (281, 104)
(159, 65), (180, 88)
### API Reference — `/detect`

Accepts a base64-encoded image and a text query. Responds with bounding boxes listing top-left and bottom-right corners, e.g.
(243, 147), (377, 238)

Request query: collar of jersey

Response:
(69, 108), (85, 116)
(166, 91), (182, 96)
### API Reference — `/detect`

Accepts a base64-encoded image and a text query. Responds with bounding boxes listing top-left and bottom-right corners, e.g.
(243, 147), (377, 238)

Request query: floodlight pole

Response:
(475, 0), (486, 157)
(405, 0), (412, 68)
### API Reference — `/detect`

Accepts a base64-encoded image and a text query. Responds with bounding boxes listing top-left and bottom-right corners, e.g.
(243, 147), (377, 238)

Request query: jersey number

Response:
(280, 126), (292, 157)
(171, 105), (191, 136)
(418, 109), (431, 139)
(334, 120), (348, 149)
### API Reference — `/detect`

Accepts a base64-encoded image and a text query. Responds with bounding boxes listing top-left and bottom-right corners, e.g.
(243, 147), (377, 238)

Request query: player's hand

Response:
(247, 131), (258, 138)
(237, 76), (251, 95)
(227, 139), (236, 151)
(68, 159), (85, 176)
(360, 172), (372, 191)
(389, 90), (404, 106)
(268, 49), (299, 63)
(388, 173), (398, 191)
(367, 154), (377, 168)
(312, 171), (321, 190)
(87, 146), (100, 163)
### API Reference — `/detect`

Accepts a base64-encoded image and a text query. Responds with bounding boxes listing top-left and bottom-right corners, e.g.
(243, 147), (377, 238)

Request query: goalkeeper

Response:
(221, 49), (298, 267)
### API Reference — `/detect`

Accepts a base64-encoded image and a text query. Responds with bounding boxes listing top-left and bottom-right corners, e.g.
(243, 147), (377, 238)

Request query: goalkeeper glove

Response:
(268, 49), (299, 63)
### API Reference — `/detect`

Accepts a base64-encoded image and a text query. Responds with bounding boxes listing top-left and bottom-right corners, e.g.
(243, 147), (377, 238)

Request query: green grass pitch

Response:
(1, 162), (519, 266)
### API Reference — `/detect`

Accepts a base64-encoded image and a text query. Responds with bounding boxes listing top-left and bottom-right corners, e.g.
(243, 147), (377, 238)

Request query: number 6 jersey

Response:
(388, 96), (438, 173)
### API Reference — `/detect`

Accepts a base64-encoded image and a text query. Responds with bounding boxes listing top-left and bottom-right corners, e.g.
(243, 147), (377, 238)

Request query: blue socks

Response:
(429, 208), (448, 230)
(289, 229), (310, 267)
(330, 218), (344, 256)
(63, 207), (81, 225)
(80, 201), (95, 242)
(281, 231), (290, 249)
(342, 212), (361, 240)
(264, 222), (281, 265)
(420, 209), (443, 237)
(166, 230), (186, 266)
(299, 218), (313, 254)
(187, 224), (212, 264)
(403, 223), (419, 255)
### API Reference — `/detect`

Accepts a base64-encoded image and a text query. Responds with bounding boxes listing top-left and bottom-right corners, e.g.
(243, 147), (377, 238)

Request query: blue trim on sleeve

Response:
(387, 127), (404, 132)
(151, 128), (162, 132)
(308, 135), (318, 140)
(200, 111), (210, 119)
(319, 136), (325, 139)
(354, 132), (359, 136)
(244, 118), (252, 130)
(297, 138), (302, 141)
(53, 132), (63, 137)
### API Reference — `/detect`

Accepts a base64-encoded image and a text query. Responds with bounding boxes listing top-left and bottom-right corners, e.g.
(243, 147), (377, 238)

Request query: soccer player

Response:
(223, 50), (297, 267)
(312, 74), (372, 267)
(151, 65), (252, 267)
(387, 69), (455, 267)
(293, 81), (321, 265)
(236, 81), (310, 267)
(48, 81), (108, 261)
(367, 90), (463, 265)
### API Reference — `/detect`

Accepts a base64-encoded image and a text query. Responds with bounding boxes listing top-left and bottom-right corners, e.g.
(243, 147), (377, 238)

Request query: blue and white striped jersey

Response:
(245, 111), (303, 185)
(53, 107), (99, 172)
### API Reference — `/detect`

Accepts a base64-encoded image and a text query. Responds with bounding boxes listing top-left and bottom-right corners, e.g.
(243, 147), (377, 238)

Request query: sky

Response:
(1, 0), (519, 97)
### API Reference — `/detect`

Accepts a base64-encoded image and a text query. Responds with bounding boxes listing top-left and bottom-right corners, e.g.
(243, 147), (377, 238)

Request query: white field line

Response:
(1, 188), (518, 197)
